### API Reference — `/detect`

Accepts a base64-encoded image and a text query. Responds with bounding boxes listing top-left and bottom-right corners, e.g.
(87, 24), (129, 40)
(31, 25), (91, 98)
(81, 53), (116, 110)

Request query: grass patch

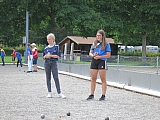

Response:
(1, 56), (25, 63)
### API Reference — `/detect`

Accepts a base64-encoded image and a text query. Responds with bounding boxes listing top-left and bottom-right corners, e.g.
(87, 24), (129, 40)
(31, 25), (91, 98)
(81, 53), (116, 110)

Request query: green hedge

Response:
(118, 51), (160, 57)
(2, 44), (45, 56)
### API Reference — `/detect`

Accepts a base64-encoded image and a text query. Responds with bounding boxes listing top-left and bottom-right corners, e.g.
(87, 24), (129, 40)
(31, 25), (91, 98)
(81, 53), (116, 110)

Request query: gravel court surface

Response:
(0, 65), (160, 120)
(109, 66), (160, 75)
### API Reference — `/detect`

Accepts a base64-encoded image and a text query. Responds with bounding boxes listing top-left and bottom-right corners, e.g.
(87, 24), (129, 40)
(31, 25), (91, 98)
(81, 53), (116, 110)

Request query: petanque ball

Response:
(41, 114), (45, 119)
(105, 117), (109, 120)
(66, 112), (70, 116)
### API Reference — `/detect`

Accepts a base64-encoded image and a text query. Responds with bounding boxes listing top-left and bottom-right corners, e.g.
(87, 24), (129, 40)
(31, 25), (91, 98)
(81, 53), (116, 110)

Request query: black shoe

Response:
(26, 71), (32, 73)
(86, 94), (94, 100)
(33, 70), (37, 72)
(99, 95), (105, 101)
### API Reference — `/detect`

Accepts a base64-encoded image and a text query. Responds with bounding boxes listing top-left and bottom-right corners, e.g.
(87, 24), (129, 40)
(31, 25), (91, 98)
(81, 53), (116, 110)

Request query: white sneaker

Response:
(58, 93), (66, 99)
(47, 92), (52, 98)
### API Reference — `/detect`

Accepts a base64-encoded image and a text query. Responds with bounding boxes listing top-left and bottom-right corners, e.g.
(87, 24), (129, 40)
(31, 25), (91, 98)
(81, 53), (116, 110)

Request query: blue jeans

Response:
(17, 59), (22, 67)
(1, 56), (5, 65)
(44, 59), (61, 94)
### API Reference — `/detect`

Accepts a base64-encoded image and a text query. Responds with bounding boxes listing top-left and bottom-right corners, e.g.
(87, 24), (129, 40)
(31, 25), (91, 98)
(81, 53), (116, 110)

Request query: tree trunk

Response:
(50, 10), (55, 33)
(50, 2), (55, 33)
(125, 43), (127, 53)
(142, 32), (146, 63)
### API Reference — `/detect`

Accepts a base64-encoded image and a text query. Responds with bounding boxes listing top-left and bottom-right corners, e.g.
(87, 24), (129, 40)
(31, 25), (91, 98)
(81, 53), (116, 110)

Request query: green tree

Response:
(99, 0), (160, 58)
(25, 0), (106, 37)
(0, 0), (26, 46)
(0, 0), (160, 52)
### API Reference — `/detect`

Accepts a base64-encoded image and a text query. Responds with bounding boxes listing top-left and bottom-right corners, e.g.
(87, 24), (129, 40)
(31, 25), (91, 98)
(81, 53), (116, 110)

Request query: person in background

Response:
(11, 47), (16, 65)
(86, 29), (111, 101)
(43, 33), (66, 99)
(26, 43), (33, 73)
(0, 46), (6, 66)
(31, 43), (38, 72)
(16, 51), (22, 70)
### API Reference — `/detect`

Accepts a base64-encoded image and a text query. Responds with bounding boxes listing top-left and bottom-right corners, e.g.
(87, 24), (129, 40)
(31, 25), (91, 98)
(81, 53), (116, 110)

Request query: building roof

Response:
(59, 36), (121, 45)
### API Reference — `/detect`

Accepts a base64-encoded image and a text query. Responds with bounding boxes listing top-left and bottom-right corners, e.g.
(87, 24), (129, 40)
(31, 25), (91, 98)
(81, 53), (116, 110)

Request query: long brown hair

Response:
(92, 30), (106, 50)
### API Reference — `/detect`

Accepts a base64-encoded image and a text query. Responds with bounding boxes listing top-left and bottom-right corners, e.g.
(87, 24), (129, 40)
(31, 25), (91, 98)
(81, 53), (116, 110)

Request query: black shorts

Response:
(90, 58), (108, 70)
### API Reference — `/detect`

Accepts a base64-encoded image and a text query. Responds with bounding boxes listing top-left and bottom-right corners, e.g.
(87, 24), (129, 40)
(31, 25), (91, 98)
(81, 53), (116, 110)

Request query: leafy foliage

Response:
(0, 0), (160, 51)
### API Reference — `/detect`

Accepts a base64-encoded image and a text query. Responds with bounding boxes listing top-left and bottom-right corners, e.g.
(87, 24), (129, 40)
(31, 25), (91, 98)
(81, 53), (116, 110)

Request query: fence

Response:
(55, 54), (159, 75)
(34, 54), (160, 96)
(27, 53), (159, 75)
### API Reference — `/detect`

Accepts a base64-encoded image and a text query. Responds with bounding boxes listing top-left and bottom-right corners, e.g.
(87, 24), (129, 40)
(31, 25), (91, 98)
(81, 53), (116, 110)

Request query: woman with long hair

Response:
(87, 30), (111, 101)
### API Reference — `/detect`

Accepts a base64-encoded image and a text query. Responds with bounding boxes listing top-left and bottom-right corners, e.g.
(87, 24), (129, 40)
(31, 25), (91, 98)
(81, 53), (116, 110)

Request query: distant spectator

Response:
(26, 43), (33, 73)
(16, 51), (22, 69)
(31, 43), (38, 72)
(11, 47), (16, 65)
(0, 46), (6, 66)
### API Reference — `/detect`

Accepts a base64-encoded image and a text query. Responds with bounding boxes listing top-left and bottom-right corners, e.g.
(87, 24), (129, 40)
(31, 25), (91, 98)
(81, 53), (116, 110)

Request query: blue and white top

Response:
(43, 45), (60, 61)
(90, 42), (111, 61)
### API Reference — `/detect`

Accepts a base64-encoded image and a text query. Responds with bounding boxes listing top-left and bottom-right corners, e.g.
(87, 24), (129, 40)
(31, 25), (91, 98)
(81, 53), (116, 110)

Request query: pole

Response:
(156, 56), (159, 75)
(117, 55), (119, 70)
(25, 10), (29, 64)
(26, 10), (29, 47)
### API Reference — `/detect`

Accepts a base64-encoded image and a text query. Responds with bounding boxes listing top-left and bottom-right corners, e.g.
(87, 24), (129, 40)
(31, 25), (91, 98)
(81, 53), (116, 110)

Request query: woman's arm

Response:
(44, 54), (59, 59)
(89, 50), (94, 57)
(50, 54), (59, 58)
(94, 52), (111, 60)
(89, 50), (98, 58)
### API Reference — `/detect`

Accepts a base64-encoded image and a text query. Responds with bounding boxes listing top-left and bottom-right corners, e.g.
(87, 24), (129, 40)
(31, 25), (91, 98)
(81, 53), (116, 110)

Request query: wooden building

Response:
(58, 36), (121, 56)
